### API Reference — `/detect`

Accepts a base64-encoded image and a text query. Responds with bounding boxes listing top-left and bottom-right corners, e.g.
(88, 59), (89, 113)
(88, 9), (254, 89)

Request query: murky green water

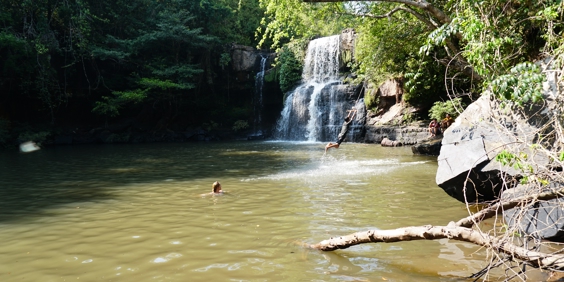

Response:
(0, 141), (486, 281)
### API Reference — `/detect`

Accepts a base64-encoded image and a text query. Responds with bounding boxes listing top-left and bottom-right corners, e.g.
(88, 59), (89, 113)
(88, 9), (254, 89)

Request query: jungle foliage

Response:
(0, 0), (265, 144)
(2, 0), (564, 145)
(259, 0), (564, 113)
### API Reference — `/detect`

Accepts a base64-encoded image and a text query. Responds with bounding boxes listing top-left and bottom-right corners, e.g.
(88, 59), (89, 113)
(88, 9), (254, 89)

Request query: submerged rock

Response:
(381, 137), (402, 147)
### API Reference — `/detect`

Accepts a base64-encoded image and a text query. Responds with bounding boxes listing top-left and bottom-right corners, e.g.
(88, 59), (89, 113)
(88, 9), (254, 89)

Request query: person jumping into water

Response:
(325, 108), (357, 153)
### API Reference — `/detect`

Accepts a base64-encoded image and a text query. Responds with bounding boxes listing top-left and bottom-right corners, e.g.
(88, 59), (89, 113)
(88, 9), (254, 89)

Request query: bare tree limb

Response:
(309, 225), (564, 270)
(342, 6), (437, 29)
(303, 0), (452, 25)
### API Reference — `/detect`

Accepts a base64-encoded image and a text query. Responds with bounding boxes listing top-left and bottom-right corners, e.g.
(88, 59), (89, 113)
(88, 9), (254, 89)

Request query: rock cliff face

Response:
(364, 124), (428, 145)
(231, 44), (258, 72)
(229, 44), (282, 136)
(362, 78), (432, 147)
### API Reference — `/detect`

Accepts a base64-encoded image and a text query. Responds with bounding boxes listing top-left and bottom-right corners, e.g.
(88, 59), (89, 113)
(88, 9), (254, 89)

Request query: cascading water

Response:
(275, 35), (364, 142)
(252, 55), (267, 137)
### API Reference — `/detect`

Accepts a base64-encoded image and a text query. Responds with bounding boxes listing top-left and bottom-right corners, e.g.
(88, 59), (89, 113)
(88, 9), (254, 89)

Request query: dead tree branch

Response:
(310, 225), (564, 270)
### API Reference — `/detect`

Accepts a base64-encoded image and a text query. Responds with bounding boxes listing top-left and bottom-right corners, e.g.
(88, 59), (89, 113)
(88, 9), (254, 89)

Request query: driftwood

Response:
(310, 225), (564, 270)
(310, 187), (564, 272)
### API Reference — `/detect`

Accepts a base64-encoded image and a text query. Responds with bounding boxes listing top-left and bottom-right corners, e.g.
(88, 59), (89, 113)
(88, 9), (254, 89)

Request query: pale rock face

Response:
(339, 28), (356, 52)
(231, 44), (258, 72)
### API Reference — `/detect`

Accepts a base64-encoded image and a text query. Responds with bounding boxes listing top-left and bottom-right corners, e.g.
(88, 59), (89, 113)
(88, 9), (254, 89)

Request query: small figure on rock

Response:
(428, 118), (441, 137)
(441, 113), (454, 132)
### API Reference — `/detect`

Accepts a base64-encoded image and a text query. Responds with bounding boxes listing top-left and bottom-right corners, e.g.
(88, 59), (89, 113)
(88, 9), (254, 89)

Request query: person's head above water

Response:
(212, 181), (222, 193)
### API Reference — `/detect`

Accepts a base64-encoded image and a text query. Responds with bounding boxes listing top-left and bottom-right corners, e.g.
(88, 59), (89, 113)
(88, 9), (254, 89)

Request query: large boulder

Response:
(435, 93), (551, 202)
(436, 58), (559, 203)
(381, 137), (402, 147)
(502, 183), (564, 242)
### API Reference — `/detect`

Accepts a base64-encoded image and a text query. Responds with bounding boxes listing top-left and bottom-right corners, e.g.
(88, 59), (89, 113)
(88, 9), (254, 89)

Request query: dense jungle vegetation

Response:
(0, 0), (563, 146)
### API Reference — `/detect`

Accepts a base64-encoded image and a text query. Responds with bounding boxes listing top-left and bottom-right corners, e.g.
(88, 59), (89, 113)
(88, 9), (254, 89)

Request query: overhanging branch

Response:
(303, 0), (451, 25)
(345, 6), (437, 29)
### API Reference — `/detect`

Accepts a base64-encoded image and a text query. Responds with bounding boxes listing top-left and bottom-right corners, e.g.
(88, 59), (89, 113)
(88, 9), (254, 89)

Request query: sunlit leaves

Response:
(420, 21), (460, 55)
(490, 62), (545, 107)
(257, 0), (346, 48)
(277, 41), (306, 92)
(92, 89), (148, 118)
(495, 149), (533, 173)
(428, 98), (465, 121)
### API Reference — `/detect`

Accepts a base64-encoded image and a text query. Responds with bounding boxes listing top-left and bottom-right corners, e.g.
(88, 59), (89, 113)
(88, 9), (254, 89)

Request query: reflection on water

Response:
(0, 141), (485, 281)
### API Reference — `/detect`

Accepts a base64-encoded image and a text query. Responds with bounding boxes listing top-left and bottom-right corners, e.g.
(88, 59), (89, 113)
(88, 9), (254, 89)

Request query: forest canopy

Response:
(259, 0), (563, 108)
(0, 0), (265, 144)
(0, 0), (563, 145)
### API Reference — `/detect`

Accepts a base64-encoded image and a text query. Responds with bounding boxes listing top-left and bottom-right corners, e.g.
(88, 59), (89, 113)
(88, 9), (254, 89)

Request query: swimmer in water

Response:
(201, 181), (225, 196)
(212, 181), (223, 194)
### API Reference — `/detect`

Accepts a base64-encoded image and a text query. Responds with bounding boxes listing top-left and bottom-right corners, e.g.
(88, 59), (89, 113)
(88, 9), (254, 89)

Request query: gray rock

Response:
(436, 93), (551, 203)
(381, 137), (402, 147)
(411, 138), (442, 155)
(502, 183), (564, 242)
(340, 28), (355, 52)
(364, 125), (428, 145)
(231, 44), (258, 72)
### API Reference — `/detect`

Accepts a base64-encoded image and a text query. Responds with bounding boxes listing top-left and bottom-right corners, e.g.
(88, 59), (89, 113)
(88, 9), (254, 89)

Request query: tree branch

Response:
(347, 6), (437, 29)
(303, 0), (451, 25)
(310, 225), (564, 270)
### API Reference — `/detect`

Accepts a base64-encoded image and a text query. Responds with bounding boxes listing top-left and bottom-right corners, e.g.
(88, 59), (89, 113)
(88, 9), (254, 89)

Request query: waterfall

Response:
(275, 35), (364, 142)
(252, 55), (267, 137)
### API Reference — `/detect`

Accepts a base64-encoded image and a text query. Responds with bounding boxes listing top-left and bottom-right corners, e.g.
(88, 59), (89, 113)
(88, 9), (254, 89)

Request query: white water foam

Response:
(243, 158), (428, 182)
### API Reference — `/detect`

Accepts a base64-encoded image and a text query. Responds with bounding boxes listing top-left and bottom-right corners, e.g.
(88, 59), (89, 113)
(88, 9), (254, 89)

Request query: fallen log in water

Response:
(309, 224), (564, 270)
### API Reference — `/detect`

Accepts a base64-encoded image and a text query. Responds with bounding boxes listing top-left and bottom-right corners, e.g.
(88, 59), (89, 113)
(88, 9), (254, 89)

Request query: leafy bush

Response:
(202, 120), (218, 131)
(232, 120), (249, 132)
(428, 98), (465, 121)
(363, 86), (379, 111)
(93, 89), (147, 118)
(489, 62), (545, 107)
(276, 39), (308, 93)
(17, 130), (51, 145)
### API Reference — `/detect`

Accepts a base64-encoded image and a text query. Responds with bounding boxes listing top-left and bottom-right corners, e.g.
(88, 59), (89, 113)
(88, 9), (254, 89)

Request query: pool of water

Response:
(0, 141), (486, 281)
